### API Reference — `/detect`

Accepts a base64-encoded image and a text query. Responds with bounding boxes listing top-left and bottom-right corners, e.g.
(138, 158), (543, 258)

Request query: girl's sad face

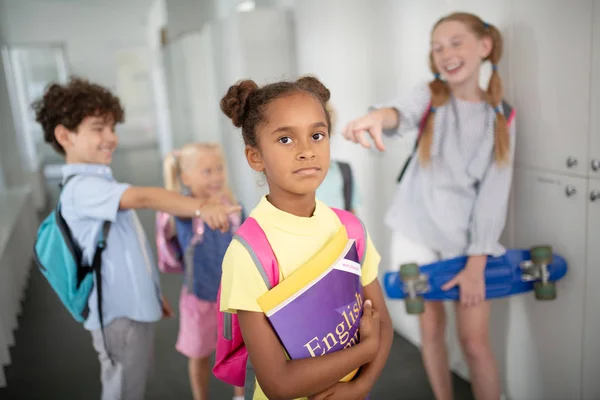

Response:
(245, 91), (330, 198)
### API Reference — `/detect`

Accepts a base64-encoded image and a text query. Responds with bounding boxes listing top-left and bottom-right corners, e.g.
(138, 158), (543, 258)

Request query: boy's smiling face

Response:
(55, 115), (118, 165)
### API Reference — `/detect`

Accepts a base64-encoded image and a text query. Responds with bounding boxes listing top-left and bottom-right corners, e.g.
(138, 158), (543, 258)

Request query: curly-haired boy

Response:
(33, 77), (240, 400)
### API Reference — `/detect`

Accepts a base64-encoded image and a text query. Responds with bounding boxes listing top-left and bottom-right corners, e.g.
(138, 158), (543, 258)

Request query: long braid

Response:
(484, 23), (510, 164)
(418, 63), (451, 164)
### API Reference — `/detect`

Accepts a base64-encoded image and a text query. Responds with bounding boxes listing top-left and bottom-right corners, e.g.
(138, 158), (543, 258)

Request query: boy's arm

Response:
(120, 186), (204, 216)
(238, 307), (378, 400)
(120, 186), (241, 220)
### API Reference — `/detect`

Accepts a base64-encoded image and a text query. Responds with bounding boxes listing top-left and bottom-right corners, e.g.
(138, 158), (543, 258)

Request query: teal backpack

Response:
(34, 176), (111, 326)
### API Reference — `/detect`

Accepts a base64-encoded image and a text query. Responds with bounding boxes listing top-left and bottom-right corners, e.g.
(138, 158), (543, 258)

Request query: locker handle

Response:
(565, 185), (577, 197)
(591, 159), (600, 172)
(591, 190), (600, 202)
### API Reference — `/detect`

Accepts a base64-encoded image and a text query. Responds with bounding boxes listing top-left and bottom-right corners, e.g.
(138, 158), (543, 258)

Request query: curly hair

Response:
(32, 77), (125, 155)
(220, 75), (331, 148)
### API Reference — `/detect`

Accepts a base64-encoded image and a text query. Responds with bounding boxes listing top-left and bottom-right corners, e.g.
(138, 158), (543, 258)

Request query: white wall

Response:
(0, 0), (155, 149)
(147, 0), (173, 157)
(0, 0), (25, 190)
(0, 0), (148, 86)
(163, 29), (220, 150)
(165, 0), (214, 42)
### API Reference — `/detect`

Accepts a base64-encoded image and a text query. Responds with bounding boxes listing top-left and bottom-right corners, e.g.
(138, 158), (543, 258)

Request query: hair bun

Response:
(220, 80), (259, 127)
(296, 75), (331, 104)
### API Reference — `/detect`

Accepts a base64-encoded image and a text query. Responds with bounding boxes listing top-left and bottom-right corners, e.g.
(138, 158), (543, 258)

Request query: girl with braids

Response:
(343, 12), (515, 400)
(218, 76), (393, 400)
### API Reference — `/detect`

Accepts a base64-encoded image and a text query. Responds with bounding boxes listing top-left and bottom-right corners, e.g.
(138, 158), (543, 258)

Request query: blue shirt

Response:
(60, 164), (162, 331)
(316, 160), (360, 211)
(175, 210), (244, 302)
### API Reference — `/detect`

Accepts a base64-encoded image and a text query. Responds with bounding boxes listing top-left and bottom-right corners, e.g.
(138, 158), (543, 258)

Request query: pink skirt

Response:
(175, 287), (218, 359)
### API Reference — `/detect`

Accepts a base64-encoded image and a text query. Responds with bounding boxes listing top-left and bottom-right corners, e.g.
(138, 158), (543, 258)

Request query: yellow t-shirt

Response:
(220, 196), (381, 400)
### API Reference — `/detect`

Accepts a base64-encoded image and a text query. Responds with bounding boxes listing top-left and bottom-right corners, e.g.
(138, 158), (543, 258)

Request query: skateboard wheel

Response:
(534, 281), (556, 300)
(400, 263), (420, 280)
(405, 297), (425, 314)
(530, 246), (553, 265)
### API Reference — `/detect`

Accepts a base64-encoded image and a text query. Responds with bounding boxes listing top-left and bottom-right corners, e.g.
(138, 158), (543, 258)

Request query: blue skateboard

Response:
(384, 246), (568, 314)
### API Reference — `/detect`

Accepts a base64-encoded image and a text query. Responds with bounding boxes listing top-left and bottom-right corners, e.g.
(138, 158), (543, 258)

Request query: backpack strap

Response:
(234, 217), (280, 289)
(92, 220), (113, 365)
(396, 101), (432, 183)
(501, 100), (516, 127)
(59, 174), (77, 191)
(330, 208), (367, 265)
(221, 217), (278, 345)
(336, 161), (354, 212)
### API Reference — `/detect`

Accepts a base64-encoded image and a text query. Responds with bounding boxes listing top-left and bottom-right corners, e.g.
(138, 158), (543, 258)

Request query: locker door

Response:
(505, 167), (587, 400)
(589, 0), (600, 179)
(582, 176), (600, 400)
(511, 0), (593, 176)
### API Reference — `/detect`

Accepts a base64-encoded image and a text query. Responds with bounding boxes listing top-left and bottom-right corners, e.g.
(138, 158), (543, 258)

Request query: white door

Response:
(511, 0), (593, 177)
(582, 176), (600, 399)
(504, 167), (587, 400)
(583, 3), (600, 395)
(589, 0), (600, 179)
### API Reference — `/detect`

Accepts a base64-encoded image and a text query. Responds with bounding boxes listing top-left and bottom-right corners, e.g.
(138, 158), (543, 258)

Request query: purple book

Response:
(258, 239), (370, 397)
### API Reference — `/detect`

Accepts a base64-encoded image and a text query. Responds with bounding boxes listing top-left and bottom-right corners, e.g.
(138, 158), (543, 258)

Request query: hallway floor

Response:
(0, 145), (474, 399)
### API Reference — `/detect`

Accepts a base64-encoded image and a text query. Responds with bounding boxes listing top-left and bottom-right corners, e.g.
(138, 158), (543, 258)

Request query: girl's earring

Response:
(256, 172), (266, 187)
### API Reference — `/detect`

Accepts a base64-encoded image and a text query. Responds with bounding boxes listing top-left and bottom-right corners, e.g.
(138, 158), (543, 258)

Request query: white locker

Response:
(506, 168), (587, 400)
(589, 1), (600, 179)
(511, 0), (593, 177)
(582, 3), (600, 394)
(583, 177), (600, 400)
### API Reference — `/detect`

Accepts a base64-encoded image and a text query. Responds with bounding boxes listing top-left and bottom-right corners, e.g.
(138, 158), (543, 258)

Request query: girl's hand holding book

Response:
(359, 299), (381, 360)
(310, 300), (380, 400)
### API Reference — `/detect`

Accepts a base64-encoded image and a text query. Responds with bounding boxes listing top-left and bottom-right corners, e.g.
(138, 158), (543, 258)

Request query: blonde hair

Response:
(421, 12), (509, 166)
(162, 142), (237, 231)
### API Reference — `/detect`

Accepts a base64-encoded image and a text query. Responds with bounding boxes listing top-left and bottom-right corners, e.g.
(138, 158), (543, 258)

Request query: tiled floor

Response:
(0, 145), (474, 400)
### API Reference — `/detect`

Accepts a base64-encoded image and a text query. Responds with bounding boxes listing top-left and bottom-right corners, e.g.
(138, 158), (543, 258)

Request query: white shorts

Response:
(389, 231), (441, 273)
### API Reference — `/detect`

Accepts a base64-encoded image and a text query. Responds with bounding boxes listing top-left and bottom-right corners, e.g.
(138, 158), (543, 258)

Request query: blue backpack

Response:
(34, 176), (111, 326)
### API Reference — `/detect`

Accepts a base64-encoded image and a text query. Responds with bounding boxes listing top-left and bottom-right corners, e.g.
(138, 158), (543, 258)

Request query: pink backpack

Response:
(156, 198), (243, 274)
(156, 211), (184, 274)
(213, 208), (367, 388)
